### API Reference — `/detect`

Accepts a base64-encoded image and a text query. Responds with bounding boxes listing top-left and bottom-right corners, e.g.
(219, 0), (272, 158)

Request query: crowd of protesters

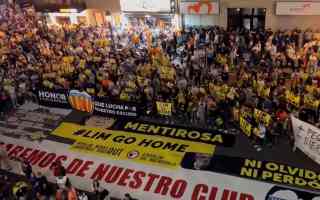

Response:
(0, 151), (138, 200)
(1, 1), (320, 153)
(0, 159), (83, 200)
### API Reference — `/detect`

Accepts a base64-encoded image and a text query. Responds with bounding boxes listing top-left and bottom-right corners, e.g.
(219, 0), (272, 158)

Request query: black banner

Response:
(37, 89), (70, 109)
(111, 119), (236, 147)
(181, 154), (320, 191)
(37, 89), (141, 118)
(94, 96), (141, 118)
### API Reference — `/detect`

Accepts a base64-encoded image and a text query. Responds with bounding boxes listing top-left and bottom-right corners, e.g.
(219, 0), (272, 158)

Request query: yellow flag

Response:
(156, 102), (172, 116)
(240, 117), (252, 137)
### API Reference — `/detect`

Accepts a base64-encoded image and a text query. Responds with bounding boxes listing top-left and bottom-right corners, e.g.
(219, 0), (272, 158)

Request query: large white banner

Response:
(291, 116), (320, 165)
(276, 2), (320, 15)
(180, 1), (219, 15)
(120, 0), (171, 12)
(1, 133), (319, 199)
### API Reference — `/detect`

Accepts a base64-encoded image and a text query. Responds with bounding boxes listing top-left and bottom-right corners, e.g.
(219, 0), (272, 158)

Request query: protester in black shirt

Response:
(32, 172), (51, 200)
(20, 159), (32, 180)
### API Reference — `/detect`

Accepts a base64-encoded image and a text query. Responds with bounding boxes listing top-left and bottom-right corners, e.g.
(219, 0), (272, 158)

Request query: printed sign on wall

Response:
(180, 1), (219, 15)
(276, 2), (320, 15)
(120, 0), (171, 12)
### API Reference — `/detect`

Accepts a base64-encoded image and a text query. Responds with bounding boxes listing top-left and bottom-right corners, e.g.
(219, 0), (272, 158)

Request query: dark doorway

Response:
(228, 8), (266, 31)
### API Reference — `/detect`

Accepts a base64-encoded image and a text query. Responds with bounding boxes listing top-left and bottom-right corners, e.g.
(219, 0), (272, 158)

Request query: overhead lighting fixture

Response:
(60, 9), (78, 13)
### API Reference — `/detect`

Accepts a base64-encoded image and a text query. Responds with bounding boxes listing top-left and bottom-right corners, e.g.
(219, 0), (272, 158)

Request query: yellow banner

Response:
(159, 66), (175, 80)
(156, 102), (172, 116)
(254, 109), (272, 126)
(96, 39), (110, 47)
(241, 111), (252, 119)
(62, 56), (74, 64)
(51, 123), (215, 169)
(286, 91), (300, 108)
(304, 96), (320, 110)
(240, 117), (252, 137)
(261, 87), (270, 98)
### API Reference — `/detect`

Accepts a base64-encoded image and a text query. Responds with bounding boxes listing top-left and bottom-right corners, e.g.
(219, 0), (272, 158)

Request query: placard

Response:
(156, 102), (172, 116)
(240, 116), (252, 137)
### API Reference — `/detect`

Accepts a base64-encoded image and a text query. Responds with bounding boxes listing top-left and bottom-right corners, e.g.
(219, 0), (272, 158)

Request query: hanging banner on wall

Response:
(180, 1), (219, 15)
(276, 2), (320, 15)
(291, 115), (320, 165)
(120, 0), (171, 12)
(182, 154), (320, 191)
(1, 135), (320, 200)
(37, 89), (141, 118)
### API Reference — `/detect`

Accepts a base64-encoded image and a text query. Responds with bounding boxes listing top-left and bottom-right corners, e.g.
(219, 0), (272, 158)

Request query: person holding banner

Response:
(56, 178), (78, 200)
(253, 122), (267, 152)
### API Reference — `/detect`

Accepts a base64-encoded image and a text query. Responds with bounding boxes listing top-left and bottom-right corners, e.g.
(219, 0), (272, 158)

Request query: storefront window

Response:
(228, 8), (266, 31)
(242, 8), (252, 15)
(253, 8), (266, 15)
(243, 18), (251, 30)
(56, 16), (71, 25)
